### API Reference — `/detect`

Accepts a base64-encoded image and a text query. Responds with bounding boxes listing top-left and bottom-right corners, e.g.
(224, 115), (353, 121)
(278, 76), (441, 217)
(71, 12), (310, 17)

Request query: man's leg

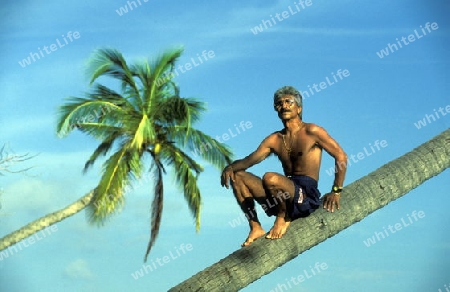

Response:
(231, 171), (273, 246)
(262, 172), (296, 240)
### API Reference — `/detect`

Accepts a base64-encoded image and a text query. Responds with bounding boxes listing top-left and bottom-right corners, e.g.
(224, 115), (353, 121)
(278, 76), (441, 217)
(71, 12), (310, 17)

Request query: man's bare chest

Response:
(276, 133), (318, 162)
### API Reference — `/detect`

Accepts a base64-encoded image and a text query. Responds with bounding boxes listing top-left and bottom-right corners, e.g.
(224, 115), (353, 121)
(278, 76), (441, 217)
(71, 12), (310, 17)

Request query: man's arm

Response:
(220, 134), (275, 188)
(309, 125), (347, 212)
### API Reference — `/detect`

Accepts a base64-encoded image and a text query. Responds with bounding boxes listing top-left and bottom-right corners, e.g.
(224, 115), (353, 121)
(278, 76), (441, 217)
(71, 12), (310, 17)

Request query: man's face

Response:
(274, 95), (301, 120)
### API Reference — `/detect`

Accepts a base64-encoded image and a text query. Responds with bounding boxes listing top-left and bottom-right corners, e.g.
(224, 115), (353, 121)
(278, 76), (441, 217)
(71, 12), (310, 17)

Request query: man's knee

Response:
(231, 170), (246, 185)
(263, 172), (292, 200)
(230, 171), (252, 189)
(234, 170), (246, 179)
(234, 170), (261, 183)
(262, 172), (280, 186)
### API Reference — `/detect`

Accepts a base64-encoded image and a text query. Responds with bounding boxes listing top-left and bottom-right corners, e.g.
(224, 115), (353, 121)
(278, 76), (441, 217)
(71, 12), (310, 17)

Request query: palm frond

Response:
(154, 97), (205, 126)
(56, 97), (122, 137)
(87, 48), (141, 105)
(88, 48), (131, 85)
(74, 123), (124, 141)
(160, 142), (204, 175)
(146, 47), (184, 111)
(87, 144), (142, 224)
(83, 134), (120, 173)
(160, 143), (203, 231)
(144, 158), (164, 262)
(173, 156), (202, 231)
(150, 47), (184, 85)
(129, 61), (151, 93)
(169, 127), (233, 170)
(89, 83), (137, 111)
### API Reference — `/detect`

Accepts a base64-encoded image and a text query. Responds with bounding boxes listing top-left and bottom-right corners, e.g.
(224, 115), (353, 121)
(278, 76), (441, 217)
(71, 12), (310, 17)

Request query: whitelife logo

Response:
(413, 104), (450, 130)
(156, 50), (215, 86)
(0, 225), (59, 261)
(325, 139), (388, 176)
(18, 31), (81, 68)
(115, 0), (149, 16)
(363, 210), (425, 247)
(130, 243), (193, 280)
(376, 22), (439, 59)
(250, 0), (313, 35)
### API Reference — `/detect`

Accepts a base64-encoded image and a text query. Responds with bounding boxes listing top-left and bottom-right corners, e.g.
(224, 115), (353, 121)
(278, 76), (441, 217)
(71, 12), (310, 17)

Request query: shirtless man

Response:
(221, 86), (347, 246)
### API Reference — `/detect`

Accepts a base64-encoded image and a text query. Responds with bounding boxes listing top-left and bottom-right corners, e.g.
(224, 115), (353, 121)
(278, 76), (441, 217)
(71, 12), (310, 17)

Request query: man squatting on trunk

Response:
(221, 86), (348, 246)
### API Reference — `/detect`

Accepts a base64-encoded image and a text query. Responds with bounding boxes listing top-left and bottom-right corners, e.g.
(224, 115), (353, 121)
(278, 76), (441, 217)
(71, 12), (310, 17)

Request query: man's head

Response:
(273, 86), (303, 120)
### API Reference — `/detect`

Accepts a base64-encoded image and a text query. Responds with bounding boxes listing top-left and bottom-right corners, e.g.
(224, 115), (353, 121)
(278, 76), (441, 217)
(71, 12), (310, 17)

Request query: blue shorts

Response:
(289, 175), (321, 219)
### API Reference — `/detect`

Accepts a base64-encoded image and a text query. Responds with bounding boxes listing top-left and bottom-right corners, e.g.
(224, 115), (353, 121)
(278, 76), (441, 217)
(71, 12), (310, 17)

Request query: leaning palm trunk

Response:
(170, 129), (450, 292)
(0, 191), (94, 251)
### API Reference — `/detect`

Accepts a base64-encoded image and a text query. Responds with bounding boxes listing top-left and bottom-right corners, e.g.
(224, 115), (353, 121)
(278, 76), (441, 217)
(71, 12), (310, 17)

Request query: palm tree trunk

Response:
(0, 190), (94, 251)
(169, 129), (450, 292)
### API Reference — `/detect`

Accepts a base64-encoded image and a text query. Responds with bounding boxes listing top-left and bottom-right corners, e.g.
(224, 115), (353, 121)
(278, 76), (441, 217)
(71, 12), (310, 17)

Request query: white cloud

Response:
(64, 259), (95, 280)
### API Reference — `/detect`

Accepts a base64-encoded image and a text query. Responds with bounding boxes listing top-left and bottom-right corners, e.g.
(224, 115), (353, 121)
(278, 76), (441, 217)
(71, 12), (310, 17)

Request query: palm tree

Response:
(169, 128), (449, 291)
(0, 48), (232, 261)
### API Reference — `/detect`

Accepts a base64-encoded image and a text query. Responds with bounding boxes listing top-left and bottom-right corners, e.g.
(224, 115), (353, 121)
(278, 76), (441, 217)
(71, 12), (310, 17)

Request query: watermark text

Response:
(115, 0), (149, 16)
(131, 243), (193, 279)
(191, 120), (252, 158)
(18, 31), (81, 68)
(414, 104), (450, 130)
(301, 69), (350, 100)
(376, 22), (439, 59)
(156, 50), (215, 86)
(269, 262), (328, 291)
(363, 210), (425, 247)
(250, 0), (313, 35)
(0, 225), (59, 261)
(326, 139), (388, 176)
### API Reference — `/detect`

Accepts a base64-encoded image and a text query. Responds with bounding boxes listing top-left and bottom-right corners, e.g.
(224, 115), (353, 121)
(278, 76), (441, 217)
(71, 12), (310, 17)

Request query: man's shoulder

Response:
(303, 122), (325, 134)
(259, 131), (284, 146)
(265, 130), (283, 141)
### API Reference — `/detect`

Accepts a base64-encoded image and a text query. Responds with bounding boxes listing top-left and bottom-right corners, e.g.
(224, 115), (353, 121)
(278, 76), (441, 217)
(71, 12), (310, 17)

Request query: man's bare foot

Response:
(266, 216), (291, 239)
(242, 225), (266, 247)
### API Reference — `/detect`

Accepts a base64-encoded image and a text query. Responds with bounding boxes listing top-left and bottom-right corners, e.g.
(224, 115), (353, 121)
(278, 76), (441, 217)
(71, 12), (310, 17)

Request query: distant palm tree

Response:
(169, 129), (449, 291)
(0, 48), (232, 261)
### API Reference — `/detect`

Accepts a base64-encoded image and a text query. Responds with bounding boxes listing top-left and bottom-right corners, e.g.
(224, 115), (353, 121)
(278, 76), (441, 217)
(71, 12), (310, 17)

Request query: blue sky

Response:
(0, 1), (449, 291)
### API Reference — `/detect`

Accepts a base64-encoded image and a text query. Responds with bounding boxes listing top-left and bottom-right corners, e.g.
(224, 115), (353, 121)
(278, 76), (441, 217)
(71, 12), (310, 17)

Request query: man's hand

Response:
(322, 192), (341, 212)
(221, 165), (235, 188)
